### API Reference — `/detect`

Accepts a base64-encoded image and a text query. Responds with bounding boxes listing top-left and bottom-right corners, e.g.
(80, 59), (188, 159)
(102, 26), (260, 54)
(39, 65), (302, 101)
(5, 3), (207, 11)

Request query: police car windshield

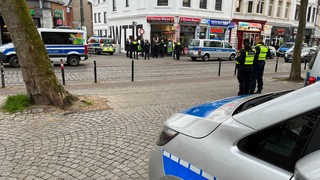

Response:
(281, 43), (294, 48)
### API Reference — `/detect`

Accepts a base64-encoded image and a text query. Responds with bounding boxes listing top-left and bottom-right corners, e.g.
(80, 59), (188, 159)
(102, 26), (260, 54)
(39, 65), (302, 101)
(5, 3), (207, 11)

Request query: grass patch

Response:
(80, 100), (93, 106)
(1, 94), (32, 113)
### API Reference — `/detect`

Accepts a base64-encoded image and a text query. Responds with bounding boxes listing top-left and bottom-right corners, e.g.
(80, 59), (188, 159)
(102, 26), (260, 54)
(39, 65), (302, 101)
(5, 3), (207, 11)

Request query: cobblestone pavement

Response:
(0, 53), (305, 179)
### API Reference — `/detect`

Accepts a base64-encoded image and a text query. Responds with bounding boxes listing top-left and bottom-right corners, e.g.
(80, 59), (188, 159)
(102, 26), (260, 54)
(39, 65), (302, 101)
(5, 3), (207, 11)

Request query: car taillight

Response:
(84, 45), (88, 54)
(156, 126), (179, 146)
(100, 39), (103, 43)
(306, 76), (316, 86)
(198, 49), (201, 55)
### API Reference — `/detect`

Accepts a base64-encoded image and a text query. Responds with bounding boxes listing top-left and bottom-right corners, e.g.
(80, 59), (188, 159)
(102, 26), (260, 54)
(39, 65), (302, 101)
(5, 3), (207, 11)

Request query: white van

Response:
(187, 39), (236, 61)
(305, 46), (320, 86)
(0, 28), (88, 68)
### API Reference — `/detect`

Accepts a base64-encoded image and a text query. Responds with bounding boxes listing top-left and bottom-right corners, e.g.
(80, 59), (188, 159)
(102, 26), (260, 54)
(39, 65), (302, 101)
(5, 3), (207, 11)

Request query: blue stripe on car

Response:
(181, 96), (243, 118)
(163, 150), (217, 180)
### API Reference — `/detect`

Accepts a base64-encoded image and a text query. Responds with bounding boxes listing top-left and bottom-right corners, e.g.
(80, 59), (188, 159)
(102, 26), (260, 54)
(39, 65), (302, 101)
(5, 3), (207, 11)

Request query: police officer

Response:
(236, 39), (255, 95)
(175, 42), (181, 60)
(144, 40), (151, 60)
(131, 39), (139, 59)
(250, 35), (271, 94)
(125, 39), (130, 58)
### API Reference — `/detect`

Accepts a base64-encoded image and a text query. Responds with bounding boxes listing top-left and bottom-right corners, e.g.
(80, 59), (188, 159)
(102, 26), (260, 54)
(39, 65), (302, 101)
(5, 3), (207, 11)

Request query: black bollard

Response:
(94, 60), (97, 83)
(234, 63), (238, 76)
(60, 60), (65, 85)
(304, 58), (307, 70)
(131, 59), (134, 82)
(275, 57), (278, 72)
(218, 58), (221, 76)
(1, 61), (5, 88)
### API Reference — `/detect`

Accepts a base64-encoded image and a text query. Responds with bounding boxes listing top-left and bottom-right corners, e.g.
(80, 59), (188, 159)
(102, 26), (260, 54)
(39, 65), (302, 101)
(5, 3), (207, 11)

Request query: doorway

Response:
(243, 33), (259, 46)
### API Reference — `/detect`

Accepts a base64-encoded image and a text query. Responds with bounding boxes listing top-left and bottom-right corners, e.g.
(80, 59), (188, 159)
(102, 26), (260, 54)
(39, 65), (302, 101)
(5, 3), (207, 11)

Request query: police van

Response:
(0, 28), (88, 68)
(305, 46), (320, 86)
(187, 39), (236, 61)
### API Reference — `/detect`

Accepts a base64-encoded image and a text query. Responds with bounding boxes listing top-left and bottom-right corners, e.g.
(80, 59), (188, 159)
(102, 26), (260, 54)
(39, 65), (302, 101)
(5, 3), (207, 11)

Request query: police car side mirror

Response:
(291, 150), (320, 180)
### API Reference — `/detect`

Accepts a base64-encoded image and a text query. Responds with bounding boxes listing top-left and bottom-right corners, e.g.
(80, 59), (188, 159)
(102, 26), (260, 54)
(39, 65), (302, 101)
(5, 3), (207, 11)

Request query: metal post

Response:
(60, 59), (65, 85)
(304, 58), (307, 70)
(131, 59), (134, 82)
(94, 60), (97, 83)
(218, 58), (221, 76)
(234, 63), (238, 76)
(275, 57), (278, 72)
(1, 61), (5, 88)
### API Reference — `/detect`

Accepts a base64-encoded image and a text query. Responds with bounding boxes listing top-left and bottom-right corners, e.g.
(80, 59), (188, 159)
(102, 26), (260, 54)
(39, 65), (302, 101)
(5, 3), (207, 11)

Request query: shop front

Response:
(231, 19), (266, 50)
(270, 26), (290, 48)
(147, 16), (175, 43)
(208, 19), (230, 40)
(179, 16), (201, 48)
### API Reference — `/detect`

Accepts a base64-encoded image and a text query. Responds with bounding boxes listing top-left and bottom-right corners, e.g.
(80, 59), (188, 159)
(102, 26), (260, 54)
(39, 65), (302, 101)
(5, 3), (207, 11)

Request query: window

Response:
(224, 42), (232, 48)
(268, 0), (273, 16)
(307, 6), (312, 22)
(295, 5), (300, 20)
(98, 13), (101, 23)
(199, 0), (207, 9)
(126, 0), (129, 7)
(94, 13), (97, 23)
(104, 12), (107, 23)
(285, 2), (290, 18)
(238, 109), (320, 172)
(157, 0), (168, 6)
(236, 0), (242, 12)
(256, 0), (264, 14)
(183, 0), (191, 7)
(215, 0), (222, 11)
(210, 41), (223, 47)
(277, 0), (282, 17)
(312, 7), (316, 22)
(248, 1), (253, 13)
(98, 0), (100, 3)
(113, 0), (117, 11)
(41, 32), (82, 45)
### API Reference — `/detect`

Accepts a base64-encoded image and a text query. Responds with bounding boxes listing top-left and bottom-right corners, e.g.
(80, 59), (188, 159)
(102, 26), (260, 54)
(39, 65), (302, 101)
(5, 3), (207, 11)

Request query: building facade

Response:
(91, 0), (320, 51)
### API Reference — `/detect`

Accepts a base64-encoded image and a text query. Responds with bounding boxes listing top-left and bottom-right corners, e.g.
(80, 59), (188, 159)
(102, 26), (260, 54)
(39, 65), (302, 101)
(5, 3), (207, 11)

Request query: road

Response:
(0, 53), (306, 179)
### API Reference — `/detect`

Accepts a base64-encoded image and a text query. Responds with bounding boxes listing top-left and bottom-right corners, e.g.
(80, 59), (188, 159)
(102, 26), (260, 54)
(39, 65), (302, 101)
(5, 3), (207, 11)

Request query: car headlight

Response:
(285, 54), (287, 58)
(156, 126), (179, 146)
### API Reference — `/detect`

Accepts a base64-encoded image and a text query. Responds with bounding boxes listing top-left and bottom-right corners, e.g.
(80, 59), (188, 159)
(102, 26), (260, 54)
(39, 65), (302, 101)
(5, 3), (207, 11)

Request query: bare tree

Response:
(0, 1), (77, 107)
(289, 0), (309, 81)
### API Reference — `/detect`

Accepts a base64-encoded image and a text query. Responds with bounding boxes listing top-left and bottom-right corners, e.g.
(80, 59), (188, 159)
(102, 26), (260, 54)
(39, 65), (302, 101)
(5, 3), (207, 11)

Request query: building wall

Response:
(69, 0), (93, 37)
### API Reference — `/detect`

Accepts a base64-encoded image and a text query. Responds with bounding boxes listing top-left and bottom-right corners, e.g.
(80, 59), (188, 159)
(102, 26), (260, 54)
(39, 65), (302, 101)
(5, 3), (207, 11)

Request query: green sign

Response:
(30, 9), (35, 15)
(54, 9), (63, 17)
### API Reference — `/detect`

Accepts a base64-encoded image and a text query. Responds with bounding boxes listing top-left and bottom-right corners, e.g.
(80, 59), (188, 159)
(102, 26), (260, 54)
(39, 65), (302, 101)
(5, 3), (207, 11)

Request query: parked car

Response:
(285, 46), (317, 63)
(268, 46), (276, 59)
(305, 46), (320, 86)
(187, 39), (236, 61)
(88, 36), (115, 54)
(149, 82), (320, 180)
(276, 42), (294, 57)
(98, 42), (115, 55)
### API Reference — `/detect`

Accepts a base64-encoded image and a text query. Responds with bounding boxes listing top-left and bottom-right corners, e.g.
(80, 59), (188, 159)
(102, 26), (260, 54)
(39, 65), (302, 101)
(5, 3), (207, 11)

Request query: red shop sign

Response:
(146, 16), (174, 23)
(179, 17), (201, 24)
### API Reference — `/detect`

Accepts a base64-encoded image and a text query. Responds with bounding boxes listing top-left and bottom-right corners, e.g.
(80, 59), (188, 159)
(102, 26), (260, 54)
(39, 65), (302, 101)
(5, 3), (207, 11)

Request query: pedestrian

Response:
(153, 41), (159, 58)
(236, 39), (255, 95)
(125, 39), (130, 58)
(174, 42), (181, 60)
(250, 35), (271, 94)
(140, 38), (145, 57)
(144, 40), (151, 60)
(159, 39), (164, 58)
(129, 39), (134, 59)
(131, 39), (139, 59)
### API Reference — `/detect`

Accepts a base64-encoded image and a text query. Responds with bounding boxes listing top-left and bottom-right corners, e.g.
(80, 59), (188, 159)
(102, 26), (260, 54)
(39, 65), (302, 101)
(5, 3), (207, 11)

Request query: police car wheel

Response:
(202, 54), (209, 61)
(9, 56), (20, 68)
(67, 55), (80, 66)
(229, 54), (236, 61)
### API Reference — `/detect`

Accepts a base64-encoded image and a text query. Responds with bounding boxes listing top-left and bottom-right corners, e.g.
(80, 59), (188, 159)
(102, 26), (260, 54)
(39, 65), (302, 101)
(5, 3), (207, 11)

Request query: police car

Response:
(187, 39), (236, 61)
(149, 82), (320, 180)
(0, 28), (88, 68)
(305, 46), (320, 86)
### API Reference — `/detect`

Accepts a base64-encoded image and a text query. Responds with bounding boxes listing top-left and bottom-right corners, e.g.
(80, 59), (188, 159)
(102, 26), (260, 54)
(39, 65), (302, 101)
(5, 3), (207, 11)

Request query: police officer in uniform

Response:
(174, 42), (181, 60)
(250, 35), (271, 94)
(236, 39), (255, 95)
(131, 39), (139, 59)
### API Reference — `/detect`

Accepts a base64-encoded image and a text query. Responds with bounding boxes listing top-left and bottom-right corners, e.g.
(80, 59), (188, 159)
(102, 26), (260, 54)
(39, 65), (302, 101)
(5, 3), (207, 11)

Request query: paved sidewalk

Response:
(0, 72), (304, 179)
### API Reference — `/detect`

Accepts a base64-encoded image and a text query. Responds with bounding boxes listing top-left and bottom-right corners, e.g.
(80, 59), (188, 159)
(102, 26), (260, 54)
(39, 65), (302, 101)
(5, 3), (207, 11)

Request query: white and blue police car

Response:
(149, 82), (320, 180)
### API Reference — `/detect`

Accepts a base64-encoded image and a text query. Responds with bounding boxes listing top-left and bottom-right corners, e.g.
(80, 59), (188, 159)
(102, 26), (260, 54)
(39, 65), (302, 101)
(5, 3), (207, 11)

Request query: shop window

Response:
(113, 0), (117, 11)
(236, 0), (242, 12)
(247, 1), (253, 13)
(215, 0), (222, 11)
(256, 0), (264, 14)
(268, 0), (273, 16)
(157, 0), (168, 6)
(238, 109), (320, 172)
(199, 0), (207, 9)
(183, 0), (191, 7)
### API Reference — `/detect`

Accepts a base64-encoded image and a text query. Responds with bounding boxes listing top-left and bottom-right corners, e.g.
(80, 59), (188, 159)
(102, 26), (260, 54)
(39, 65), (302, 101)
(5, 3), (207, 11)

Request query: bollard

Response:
(234, 63), (238, 76)
(60, 59), (65, 85)
(0, 61), (5, 88)
(94, 60), (97, 83)
(131, 59), (134, 82)
(275, 57), (278, 72)
(218, 58), (221, 76)
(304, 58), (307, 70)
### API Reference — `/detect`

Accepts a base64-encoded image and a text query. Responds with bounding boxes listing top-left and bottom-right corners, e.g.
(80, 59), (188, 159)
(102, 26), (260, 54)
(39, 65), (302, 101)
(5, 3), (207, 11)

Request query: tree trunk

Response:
(0, 1), (77, 107)
(288, 0), (309, 81)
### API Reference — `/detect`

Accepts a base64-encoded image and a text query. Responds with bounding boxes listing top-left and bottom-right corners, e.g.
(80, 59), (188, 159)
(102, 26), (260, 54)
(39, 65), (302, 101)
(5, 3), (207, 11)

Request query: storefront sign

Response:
(29, 9), (35, 15)
(209, 20), (229, 27)
(54, 9), (63, 17)
(179, 17), (201, 25)
(201, 19), (210, 24)
(238, 22), (261, 31)
(276, 28), (285, 35)
(146, 16), (174, 23)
